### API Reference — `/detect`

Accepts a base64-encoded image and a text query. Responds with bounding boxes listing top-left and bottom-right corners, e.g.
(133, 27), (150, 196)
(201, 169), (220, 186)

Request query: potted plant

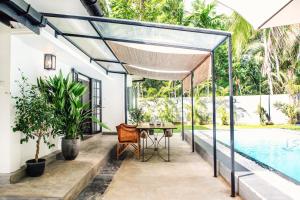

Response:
(38, 71), (108, 160)
(129, 108), (144, 125)
(13, 75), (59, 177)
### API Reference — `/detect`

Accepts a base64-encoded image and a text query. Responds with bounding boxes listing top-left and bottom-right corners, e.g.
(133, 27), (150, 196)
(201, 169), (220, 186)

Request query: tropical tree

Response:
(184, 0), (225, 29)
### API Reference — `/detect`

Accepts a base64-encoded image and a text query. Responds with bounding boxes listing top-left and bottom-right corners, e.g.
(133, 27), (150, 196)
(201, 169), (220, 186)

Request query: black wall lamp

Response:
(44, 54), (56, 70)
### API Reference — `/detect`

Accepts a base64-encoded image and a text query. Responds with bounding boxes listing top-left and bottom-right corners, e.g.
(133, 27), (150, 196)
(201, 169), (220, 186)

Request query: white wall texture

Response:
(0, 26), (126, 173)
(139, 94), (292, 125)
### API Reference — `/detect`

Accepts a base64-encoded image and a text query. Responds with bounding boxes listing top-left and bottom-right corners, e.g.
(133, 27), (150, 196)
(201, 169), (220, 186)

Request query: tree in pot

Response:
(13, 75), (59, 177)
(129, 108), (144, 125)
(38, 71), (109, 160)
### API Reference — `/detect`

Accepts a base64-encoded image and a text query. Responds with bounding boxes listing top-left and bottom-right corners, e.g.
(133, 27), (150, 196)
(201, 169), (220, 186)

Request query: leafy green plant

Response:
(274, 102), (298, 124)
(129, 108), (144, 125)
(158, 98), (178, 123)
(13, 75), (59, 162)
(256, 105), (269, 125)
(38, 71), (109, 139)
(196, 112), (210, 125)
(195, 97), (210, 125)
(218, 106), (229, 125)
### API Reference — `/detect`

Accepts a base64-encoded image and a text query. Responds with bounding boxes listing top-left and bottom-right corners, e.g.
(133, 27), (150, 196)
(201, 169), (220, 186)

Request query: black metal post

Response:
(191, 72), (195, 152)
(268, 93), (271, 121)
(181, 81), (184, 141)
(124, 74), (128, 124)
(228, 37), (235, 197)
(211, 51), (217, 178)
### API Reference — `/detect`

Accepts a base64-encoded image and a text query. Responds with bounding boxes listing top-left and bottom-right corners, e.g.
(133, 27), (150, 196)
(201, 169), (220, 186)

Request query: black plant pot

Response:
(61, 138), (80, 160)
(26, 159), (46, 177)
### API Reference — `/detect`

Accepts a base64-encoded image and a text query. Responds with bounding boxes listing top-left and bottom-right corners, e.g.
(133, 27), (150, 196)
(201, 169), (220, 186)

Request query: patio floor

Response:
(102, 134), (241, 200)
(0, 134), (116, 200)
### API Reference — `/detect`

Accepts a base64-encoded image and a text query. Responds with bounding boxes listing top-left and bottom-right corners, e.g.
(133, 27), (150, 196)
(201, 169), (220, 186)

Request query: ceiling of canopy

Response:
(218, 0), (300, 29)
(43, 13), (230, 82)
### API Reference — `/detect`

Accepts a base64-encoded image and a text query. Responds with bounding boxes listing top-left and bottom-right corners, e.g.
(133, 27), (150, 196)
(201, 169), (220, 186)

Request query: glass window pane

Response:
(48, 17), (98, 36)
(96, 61), (126, 72)
(93, 21), (226, 50)
(66, 36), (117, 60)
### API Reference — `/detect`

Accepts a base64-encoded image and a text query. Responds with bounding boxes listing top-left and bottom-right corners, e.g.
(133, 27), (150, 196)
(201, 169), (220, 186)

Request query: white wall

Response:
(102, 73), (125, 131)
(139, 94), (292, 125)
(0, 25), (126, 173)
(0, 25), (21, 173)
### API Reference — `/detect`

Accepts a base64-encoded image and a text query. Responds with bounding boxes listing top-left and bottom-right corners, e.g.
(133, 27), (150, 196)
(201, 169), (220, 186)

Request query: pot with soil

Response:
(61, 138), (80, 160)
(26, 159), (46, 177)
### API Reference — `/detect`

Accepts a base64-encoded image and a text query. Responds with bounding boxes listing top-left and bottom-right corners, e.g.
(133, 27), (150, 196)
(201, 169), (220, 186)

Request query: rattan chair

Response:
(116, 123), (140, 160)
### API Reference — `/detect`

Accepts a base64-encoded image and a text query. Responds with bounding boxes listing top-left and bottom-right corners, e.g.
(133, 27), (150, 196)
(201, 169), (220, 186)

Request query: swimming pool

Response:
(198, 129), (300, 183)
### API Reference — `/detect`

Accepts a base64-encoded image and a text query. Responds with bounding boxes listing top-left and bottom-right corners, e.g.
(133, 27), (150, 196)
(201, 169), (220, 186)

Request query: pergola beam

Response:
(89, 21), (129, 74)
(124, 74), (128, 123)
(47, 21), (109, 73)
(41, 13), (231, 37)
(228, 36), (235, 197)
(104, 37), (212, 52)
(211, 50), (217, 178)
(94, 59), (126, 65)
(191, 72), (195, 152)
(181, 81), (184, 141)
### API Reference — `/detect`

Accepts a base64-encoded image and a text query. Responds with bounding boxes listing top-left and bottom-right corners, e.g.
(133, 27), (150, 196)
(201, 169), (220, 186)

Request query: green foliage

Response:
(129, 108), (144, 125)
(274, 102), (298, 124)
(256, 105), (269, 125)
(98, 0), (110, 16)
(185, 97), (210, 125)
(109, 0), (139, 19)
(158, 97), (178, 122)
(109, 0), (300, 98)
(109, 0), (183, 24)
(184, 0), (225, 29)
(195, 101), (210, 125)
(218, 106), (229, 125)
(13, 74), (59, 162)
(38, 71), (108, 139)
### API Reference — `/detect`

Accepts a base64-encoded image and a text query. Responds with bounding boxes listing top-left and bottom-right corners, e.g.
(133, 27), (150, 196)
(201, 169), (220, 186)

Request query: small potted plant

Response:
(13, 75), (59, 177)
(38, 71), (108, 160)
(129, 108), (144, 125)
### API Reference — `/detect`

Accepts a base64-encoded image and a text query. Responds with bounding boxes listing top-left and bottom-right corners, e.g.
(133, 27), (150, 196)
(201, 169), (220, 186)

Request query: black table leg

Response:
(142, 137), (145, 162)
(168, 136), (170, 162)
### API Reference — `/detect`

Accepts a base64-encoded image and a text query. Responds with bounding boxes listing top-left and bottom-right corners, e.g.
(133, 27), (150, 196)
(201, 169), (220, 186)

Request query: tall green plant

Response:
(218, 106), (229, 125)
(256, 105), (269, 125)
(38, 71), (108, 139)
(13, 75), (59, 162)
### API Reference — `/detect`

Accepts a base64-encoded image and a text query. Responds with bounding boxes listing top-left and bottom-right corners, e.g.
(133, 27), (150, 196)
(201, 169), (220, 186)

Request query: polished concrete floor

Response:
(103, 134), (241, 200)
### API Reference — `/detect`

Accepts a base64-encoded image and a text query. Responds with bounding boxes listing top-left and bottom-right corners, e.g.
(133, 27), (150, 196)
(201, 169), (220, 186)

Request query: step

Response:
(0, 134), (117, 200)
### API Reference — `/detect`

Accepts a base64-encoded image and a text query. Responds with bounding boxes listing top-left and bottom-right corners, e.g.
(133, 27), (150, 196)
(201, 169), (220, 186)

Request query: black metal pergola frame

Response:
(41, 13), (236, 197)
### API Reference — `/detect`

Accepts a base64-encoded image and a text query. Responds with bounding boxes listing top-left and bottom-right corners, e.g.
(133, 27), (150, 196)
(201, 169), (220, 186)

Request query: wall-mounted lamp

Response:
(44, 54), (56, 70)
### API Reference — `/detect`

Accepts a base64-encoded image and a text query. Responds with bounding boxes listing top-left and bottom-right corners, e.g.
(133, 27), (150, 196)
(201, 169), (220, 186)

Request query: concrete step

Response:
(0, 134), (117, 200)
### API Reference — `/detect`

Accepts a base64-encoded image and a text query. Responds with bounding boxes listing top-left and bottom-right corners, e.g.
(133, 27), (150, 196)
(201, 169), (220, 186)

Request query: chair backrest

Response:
(116, 124), (139, 142)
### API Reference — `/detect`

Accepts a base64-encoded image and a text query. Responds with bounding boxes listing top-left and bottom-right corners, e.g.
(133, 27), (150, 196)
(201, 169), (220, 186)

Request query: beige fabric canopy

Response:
(218, 0), (300, 29)
(107, 41), (211, 81)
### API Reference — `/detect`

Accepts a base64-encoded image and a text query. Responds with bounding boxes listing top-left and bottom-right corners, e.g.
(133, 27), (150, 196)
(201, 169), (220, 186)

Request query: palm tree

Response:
(184, 0), (224, 29)
(229, 12), (300, 96)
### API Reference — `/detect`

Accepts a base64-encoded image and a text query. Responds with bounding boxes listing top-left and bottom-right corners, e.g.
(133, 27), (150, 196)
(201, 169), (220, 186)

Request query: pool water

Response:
(201, 129), (300, 183)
